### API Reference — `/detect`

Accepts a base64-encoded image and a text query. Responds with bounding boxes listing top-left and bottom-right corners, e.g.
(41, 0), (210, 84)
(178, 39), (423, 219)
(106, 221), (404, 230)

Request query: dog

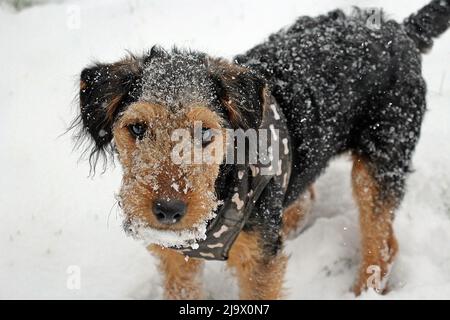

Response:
(73, 0), (450, 299)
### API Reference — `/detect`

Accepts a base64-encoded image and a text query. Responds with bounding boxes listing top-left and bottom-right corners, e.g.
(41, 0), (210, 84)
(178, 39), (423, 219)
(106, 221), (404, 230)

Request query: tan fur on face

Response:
(113, 102), (223, 231)
(186, 106), (222, 129)
(352, 155), (398, 295)
(227, 232), (287, 300)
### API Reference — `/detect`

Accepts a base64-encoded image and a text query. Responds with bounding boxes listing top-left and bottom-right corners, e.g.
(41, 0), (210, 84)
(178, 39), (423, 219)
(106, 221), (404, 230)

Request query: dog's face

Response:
(77, 47), (266, 244)
(114, 101), (223, 232)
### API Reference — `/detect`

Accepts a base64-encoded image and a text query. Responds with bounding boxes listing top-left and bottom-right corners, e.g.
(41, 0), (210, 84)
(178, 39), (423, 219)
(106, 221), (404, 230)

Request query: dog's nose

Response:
(152, 199), (187, 224)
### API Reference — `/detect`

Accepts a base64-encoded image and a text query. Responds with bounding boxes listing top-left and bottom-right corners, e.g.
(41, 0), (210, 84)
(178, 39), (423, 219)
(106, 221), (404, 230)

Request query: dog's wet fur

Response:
(73, 1), (450, 299)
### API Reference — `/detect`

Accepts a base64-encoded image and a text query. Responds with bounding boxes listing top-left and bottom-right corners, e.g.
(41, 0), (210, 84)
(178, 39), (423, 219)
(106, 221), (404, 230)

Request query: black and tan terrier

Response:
(73, 1), (450, 299)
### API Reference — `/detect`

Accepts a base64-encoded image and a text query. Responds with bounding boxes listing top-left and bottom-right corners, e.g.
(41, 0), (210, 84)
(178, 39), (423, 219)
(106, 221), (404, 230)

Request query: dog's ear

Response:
(208, 58), (266, 129)
(77, 56), (143, 164)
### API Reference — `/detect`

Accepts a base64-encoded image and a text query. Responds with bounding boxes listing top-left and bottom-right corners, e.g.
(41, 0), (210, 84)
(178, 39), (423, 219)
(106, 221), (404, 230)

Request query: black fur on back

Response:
(235, 2), (448, 205)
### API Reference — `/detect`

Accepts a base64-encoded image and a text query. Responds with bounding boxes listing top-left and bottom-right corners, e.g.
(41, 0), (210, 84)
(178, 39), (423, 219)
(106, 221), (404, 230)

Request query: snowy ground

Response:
(1, 0), (450, 299)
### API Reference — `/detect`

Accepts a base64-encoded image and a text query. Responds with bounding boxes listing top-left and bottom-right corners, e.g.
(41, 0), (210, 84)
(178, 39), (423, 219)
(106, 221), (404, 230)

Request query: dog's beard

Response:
(122, 203), (221, 249)
(123, 213), (216, 249)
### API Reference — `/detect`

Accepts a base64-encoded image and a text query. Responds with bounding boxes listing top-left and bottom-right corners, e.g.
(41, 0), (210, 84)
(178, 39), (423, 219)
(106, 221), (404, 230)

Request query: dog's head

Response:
(76, 47), (268, 245)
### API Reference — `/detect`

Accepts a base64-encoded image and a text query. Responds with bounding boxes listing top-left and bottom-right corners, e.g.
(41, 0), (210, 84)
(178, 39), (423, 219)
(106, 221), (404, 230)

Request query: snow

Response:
(125, 216), (213, 250)
(0, 0), (450, 299)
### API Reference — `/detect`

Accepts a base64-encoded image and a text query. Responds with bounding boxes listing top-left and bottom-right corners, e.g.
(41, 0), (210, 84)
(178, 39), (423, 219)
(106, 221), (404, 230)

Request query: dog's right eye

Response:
(128, 123), (147, 140)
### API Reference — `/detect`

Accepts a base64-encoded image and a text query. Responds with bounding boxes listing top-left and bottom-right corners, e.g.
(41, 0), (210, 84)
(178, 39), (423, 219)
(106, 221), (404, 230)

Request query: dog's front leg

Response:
(227, 180), (287, 300)
(228, 231), (287, 299)
(150, 245), (204, 299)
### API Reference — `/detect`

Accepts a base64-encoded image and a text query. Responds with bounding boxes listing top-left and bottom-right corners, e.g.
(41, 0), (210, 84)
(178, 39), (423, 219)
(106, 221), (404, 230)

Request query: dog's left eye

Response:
(128, 123), (147, 140)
